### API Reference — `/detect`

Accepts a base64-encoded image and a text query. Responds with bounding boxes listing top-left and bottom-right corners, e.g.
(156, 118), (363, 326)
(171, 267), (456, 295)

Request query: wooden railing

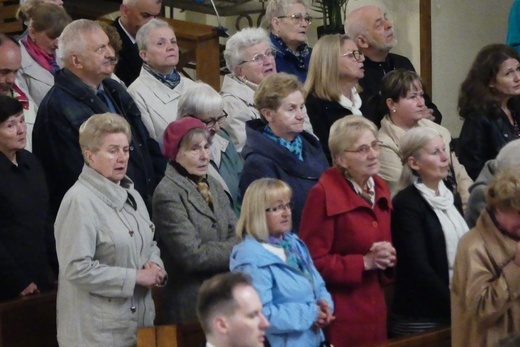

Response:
(0, 0), (23, 35)
(137, 322), (206, 347)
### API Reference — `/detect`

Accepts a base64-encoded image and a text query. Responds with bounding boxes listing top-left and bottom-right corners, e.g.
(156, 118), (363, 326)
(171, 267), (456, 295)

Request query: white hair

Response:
(58, 19), (102, 64)
(136, 18), (171, 51)
(496, 139), (520, 171)
(223, 27), (271, 73)
(265, 0), (307, 27)
(178, 81), (222, 120)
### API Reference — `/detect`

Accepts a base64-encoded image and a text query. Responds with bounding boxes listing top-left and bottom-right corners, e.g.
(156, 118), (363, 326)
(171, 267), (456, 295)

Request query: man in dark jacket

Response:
(344, 5), (442, 127)
(112, 0), (162, 86)
(33, 19), (166, 217)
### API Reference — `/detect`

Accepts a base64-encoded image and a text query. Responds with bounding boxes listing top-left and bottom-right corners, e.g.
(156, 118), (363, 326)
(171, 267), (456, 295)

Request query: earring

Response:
(392, 109), (396, 113)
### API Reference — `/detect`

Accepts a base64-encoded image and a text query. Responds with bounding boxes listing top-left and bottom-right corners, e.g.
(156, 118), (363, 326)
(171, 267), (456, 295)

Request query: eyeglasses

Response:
(341, 50), (364, 61)
(265, 202), (292, 213)
(345, 141), (382, 155)
(277, 13), (312, 25)
(239, 49), (277, 65)
(199, 112), (228, 128)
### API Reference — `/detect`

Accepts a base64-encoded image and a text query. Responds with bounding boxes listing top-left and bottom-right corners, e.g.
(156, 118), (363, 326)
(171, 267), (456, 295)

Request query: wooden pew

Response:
(0, 0), (23, 35)
(0, 290), (58, 347)
(384, 327), (451, 347)
(137, 322), (206, 347)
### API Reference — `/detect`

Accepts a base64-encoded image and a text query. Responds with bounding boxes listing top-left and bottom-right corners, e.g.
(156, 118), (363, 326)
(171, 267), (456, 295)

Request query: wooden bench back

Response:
(0, 0), (22, 35)
(137, 322), (206, 347)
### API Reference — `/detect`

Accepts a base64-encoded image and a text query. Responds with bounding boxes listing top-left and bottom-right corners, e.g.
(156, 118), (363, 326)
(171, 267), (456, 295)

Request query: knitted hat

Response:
(163, 117), (207, 160)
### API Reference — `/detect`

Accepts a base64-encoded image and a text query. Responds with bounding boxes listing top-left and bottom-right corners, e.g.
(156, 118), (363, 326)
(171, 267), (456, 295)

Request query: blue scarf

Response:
(271, 34), (310, 70)
(263, 125), (303, 161)
(267, 234), (313, 283)
(143, 63), (181, 89)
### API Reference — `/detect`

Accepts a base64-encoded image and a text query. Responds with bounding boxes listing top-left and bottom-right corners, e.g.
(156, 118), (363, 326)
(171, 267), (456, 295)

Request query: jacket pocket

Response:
(90, 294), (136, 331)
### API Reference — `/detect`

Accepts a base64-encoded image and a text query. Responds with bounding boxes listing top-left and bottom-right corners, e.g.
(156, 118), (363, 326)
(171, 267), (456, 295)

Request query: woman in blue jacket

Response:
(230, 178), (334, 347)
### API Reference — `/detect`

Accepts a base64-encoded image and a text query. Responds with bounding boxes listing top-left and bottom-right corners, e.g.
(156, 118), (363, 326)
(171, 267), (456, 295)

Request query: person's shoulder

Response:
(388, 53), (415, 70)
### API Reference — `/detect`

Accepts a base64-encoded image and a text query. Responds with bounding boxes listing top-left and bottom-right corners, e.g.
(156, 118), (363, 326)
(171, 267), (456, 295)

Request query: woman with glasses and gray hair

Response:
(128, 18), (195, 144)
(266, 0), (312, 82)
(300, 116), (395, 347)
(179, 81), (243, 216)
(304, 34), (365, 164)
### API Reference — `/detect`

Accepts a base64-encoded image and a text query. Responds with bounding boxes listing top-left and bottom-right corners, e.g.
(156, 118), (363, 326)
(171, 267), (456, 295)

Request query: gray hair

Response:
(123, 0), (162, 6)
(58, 19), (102, 63)
(178, 81), (223, 120)
(344, 6), (372, 39)
(136, 18), (172, 51)
(398, 127), (443, 190)
(496, 139), (520, 171)
(224, 27), (271, 73)
(265, 0), (307, 28)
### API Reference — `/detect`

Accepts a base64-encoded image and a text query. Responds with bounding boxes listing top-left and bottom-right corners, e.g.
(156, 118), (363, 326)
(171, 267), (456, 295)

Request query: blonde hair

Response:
(486, 168), (520, 212)
(304, 34), (353, 102)
(236, 178), (292, 241)
(328, 116), (377, 167)
(254, 73), (305, 121)
(18, 1), (71, 38)
(398, 127), (443, 190)
(79, 113), (132, 162)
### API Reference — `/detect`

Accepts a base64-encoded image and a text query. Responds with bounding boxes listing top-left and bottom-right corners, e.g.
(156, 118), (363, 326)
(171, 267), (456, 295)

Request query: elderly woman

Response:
(299, 116), (396, 347)
(390, 127), (468, 336)
(452, 168), (520, 346)
(266, 0), (312, 82)
(304, 34), (365, 163)
(221, 27), (276, 152)
(153, 117), (239, 324)
(54, 113), (166, 347)
(128, 18), (195, 143)
(240, 73), (328, 232)
(459, 44), (520, 180)
(378, 69), (472, 208)
(178, 82), (243, 216)
(0, 95), (54, 301)
(16, 1), (71, 106)
(230, 178), (334, 347)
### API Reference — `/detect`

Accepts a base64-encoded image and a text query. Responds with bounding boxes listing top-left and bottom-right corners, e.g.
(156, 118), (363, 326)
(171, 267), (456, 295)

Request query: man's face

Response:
(225, 285), (269, 347)
(0, 41), (21, 95)
(76, 28), (117, 82)
(362, 6), (396, 51)
(122, 0), (162, 37)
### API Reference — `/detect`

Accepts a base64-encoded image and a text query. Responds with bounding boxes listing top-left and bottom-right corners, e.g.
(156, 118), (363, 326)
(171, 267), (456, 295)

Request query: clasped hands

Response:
(363, 241), (396, 271)
(136, 262), (167, 288)
(313, 299), (335, 329)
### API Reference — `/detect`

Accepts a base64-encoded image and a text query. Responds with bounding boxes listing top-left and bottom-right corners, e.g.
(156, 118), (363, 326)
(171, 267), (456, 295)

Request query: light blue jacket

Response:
(230, 234), (333, 347)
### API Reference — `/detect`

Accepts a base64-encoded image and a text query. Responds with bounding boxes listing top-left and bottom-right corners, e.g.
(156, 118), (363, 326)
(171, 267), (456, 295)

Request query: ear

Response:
(386, 98), (396, 111)
(271, 17), (281, 35)
(70, 54), (83, 69)
(28, 27), (36, 41)
(261, 108), (275, 123)
(407, 156), (420, 172)
(120, 4), (129, 16)
(354, 35), (369, 49)
(84, 149), (95, 166)
(139, 50), (148, 63)
(213, 316), (228, 334)
(233, 65), (243, 77)
(334, 153), (348, 170)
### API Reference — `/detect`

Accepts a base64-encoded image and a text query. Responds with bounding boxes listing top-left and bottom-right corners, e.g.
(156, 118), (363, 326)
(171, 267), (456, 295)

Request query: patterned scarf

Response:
(263, 125), (303, 161)
(271, 34), (310, 70)
(171, 161), (213, 210)
(267, 234), (312, 282)
(143, 63), (181, 89)
(21, 36), (59, 75)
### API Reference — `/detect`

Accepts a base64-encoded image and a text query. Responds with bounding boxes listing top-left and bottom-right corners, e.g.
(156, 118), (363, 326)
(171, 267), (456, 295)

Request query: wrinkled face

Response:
(271, 3), (309, 49)
(265, 195), (292, 237)
(225, 285), (269, 347)
(122, 0), (162, 37)
(263, 90), (305, 141)
(85, 132), (130, 184)
(175, 135), (210, 176)
(235, 41), (276, 85)
(140, 26), (179, 74)
(338, 39), (365, 81)
(31, 30), (59, 56)
(491, 58), (520, 98)
(362, 7), (396, 51)
(77, 28), (117, 81)
(390, 82), (426, 125)
(335, 129), (380, 185)
(409, 136), (449, 185)
(0, 112), (27, 154)
(0, 42), (21, 95)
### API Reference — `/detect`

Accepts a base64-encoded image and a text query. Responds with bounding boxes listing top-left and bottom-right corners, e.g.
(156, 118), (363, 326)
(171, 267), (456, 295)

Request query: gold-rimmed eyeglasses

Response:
(345, 141), (382, 155)
(277, 13), (312, 25)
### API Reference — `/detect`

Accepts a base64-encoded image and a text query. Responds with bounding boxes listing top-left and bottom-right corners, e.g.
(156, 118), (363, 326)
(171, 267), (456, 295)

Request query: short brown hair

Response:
(18, 1), (71, 39)
(486, 168), (520, 212)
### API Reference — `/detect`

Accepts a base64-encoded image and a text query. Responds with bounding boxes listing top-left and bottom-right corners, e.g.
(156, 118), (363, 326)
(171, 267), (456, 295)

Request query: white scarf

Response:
(414, 180), (468, 284)
(337, 86), (363, 116)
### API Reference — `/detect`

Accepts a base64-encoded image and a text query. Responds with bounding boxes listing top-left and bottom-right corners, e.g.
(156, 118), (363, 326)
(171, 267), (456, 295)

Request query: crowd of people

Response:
(2, 0), (520, 346)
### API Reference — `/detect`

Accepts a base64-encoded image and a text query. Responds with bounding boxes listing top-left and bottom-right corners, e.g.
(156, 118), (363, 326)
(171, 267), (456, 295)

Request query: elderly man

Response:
(113, 0), (162, 86)
(0, 34), (38, 151)
(344, 5), (442, 127)
(197, 272), (270, 347)
(33, 19), (166, 217)
(128, 18), (195, 143)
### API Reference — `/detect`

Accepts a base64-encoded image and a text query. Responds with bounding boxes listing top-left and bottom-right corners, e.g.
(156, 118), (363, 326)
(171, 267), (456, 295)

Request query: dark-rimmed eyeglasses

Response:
(239, 49), (277, 65)
(265, 202), (292, 213)
(345, 141), (382, 155)
(277, 13), (312, 25)
(341, 50), (364, 62)
(199, 111), (228, 128)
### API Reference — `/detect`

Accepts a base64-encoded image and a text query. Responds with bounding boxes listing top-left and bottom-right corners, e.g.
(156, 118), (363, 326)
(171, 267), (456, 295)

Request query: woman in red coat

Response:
(299, 116), (396, 347)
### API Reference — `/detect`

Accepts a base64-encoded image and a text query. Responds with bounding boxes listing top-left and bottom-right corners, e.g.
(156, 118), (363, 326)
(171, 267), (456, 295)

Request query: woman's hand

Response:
(137, 263), (167, 288)
(314, 299), (335, 328)
(20, 282), (39, 296)
(363, 242), (396, 270)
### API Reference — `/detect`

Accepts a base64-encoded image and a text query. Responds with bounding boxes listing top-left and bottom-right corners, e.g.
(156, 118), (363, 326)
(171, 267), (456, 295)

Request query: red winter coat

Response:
(299, 167), (393, 347)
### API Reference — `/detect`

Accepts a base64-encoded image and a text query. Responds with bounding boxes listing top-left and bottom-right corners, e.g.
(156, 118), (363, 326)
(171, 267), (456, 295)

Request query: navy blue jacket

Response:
(113, 18), (142, 86)
(240, 119), (329, 231)
(270, 33), (311, 83)
(33, 69), (166, 216)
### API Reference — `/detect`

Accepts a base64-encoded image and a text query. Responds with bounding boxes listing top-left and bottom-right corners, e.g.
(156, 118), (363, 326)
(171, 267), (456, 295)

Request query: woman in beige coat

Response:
(55, 113), (166, 347)
(452, 167), (520, 347)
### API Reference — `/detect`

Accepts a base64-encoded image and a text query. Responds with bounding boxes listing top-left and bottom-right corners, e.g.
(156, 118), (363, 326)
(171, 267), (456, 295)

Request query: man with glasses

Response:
(266, 0), (313, 82)
(345, 5), (442, 127)
(33, 19), (166, 217)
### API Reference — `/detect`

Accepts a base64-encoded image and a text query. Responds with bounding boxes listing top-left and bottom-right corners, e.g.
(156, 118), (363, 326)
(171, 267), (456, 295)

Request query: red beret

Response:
(162, 117), (207, 160)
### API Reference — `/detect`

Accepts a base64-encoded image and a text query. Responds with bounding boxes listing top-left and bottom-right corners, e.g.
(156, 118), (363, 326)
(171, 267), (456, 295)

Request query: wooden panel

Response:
(420, 0), (432, 96)
(0, 0), (22, 35)
(0, 4), (18, 21)
(384, 327), (451, 347)
(137, 326), (158, 347)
